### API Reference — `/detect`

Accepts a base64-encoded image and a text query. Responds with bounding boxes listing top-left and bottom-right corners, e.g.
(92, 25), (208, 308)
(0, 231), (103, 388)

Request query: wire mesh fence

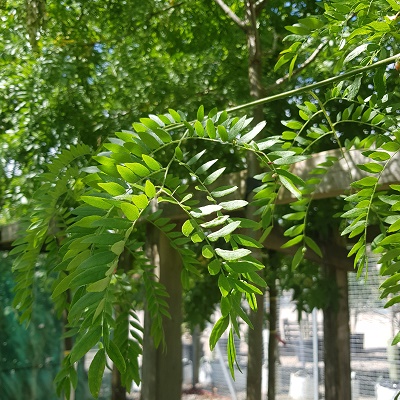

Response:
(176, 266), (400, 400)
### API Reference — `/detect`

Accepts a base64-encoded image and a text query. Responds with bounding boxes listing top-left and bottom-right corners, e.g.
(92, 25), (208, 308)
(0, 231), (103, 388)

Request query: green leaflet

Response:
(182, 219), (195, 236)
(231, 234), (262, 248)
(351, 176), (378, 188)
(88, 348), (106, 398)
(227, 329), (237, 377)
(281, 235), (303, 249)
(142, 154), (161, 171)
(209, 316), (229, 350)
(202, 245), (214, 259)
(238, 121), (266, 144)
(98, 182), (126, 196)
(208, 221), (241, 241)
(227, 260), (263, 274)
(125, 162), (151, 177)
(81, 195), (112, 210)
(278, 175), (302, 199)
(305, 236), (322, 258)
(145, 180), (156, 198)
(168, 108), (181, 122)
(219, 200), (248, 211)
(190, 204), (222, 218)
(87, 277), (111, 292)
(220, 296), (231, 317)
(187, 149), (206, 166)
(208, 259), (221, 275)
(204, 167), (226, 185)
(211, 185), (238, 198)
(197, 105), (205, 121)
(70, 326), (102, 364)
(218, 125), (228, 141)
(195, 159), (218, 175)
(200, 215), (230, 228)
(132, 194), (149, 209)
(273, 155), (308, 165)
(215, 248), (252, 261)
(206, 119), (216, 139)
(107, 340), (127, 373)
(218, 274), (231, 296)
(194, 120), (205, 137)
(69, 292), (105, 322)
(121, 203), (140, 221)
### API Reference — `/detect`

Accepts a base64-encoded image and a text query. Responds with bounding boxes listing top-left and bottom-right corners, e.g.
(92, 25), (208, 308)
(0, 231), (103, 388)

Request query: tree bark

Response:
(244, 2), (265, 400)
(267, 280), (278, 400)
(246, 293), (265, 400)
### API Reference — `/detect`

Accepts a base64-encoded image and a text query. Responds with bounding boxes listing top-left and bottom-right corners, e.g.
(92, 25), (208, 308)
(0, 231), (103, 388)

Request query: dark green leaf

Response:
(88, 348), (106, 398)
(70, 326), (102, 364)
(209, 316), (229, 350)
(107, 340), (126, 373)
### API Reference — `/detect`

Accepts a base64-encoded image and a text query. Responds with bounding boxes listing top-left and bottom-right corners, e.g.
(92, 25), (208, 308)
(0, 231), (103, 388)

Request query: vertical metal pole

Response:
(312, 308), (319, 400)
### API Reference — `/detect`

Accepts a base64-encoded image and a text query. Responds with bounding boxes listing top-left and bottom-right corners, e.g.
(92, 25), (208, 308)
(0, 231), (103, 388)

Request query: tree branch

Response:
(263, 41), (328, 94)
(213, 0), (247, 31)
(148, 2), (185, 18)
(228, 51), (400, 113)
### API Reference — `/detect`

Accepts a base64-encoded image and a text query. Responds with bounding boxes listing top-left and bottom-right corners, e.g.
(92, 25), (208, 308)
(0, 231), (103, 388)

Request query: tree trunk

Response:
(244, 2), (265, 400)
(246, 293), (264, 400)
(112, 364), (126, 400)
(323, 264), (351, 400)
(268, 280), (278, 400)
(141, 226), (183, 400)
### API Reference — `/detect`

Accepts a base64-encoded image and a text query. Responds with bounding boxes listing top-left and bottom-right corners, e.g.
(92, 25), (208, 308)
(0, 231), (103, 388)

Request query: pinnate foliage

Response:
(10, 0), (400, 396)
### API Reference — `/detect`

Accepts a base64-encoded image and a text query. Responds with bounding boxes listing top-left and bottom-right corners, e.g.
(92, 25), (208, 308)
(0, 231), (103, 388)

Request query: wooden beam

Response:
(278, 148), (400, 204)
(0, 222), (18, 250)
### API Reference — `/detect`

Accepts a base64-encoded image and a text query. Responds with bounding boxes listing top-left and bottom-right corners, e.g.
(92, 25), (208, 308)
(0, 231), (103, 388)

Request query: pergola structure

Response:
(1, 148), (399, 400)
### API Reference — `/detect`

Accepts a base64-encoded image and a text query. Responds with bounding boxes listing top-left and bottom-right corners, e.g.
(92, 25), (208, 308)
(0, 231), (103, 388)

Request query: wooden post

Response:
(323, 264), (351, 400)
(140, 225), (159, 400)
(156, 232), (183, 400)
(141, 229), (182, 400)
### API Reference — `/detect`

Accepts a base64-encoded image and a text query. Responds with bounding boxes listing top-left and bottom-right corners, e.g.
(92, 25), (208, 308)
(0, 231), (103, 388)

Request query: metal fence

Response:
(177, 266), (400, 400)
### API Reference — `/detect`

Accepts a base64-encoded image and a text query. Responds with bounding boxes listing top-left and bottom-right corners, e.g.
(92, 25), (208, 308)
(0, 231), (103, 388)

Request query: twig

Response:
(263, 41), (328, 94)
(213, 0), (247, 31)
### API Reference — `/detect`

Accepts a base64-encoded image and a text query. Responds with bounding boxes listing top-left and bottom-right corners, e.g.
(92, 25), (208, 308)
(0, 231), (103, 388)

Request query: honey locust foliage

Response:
(13, 105), (307, 397)
(273, 0), (400, 343)
(9, 0), (400, 396)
